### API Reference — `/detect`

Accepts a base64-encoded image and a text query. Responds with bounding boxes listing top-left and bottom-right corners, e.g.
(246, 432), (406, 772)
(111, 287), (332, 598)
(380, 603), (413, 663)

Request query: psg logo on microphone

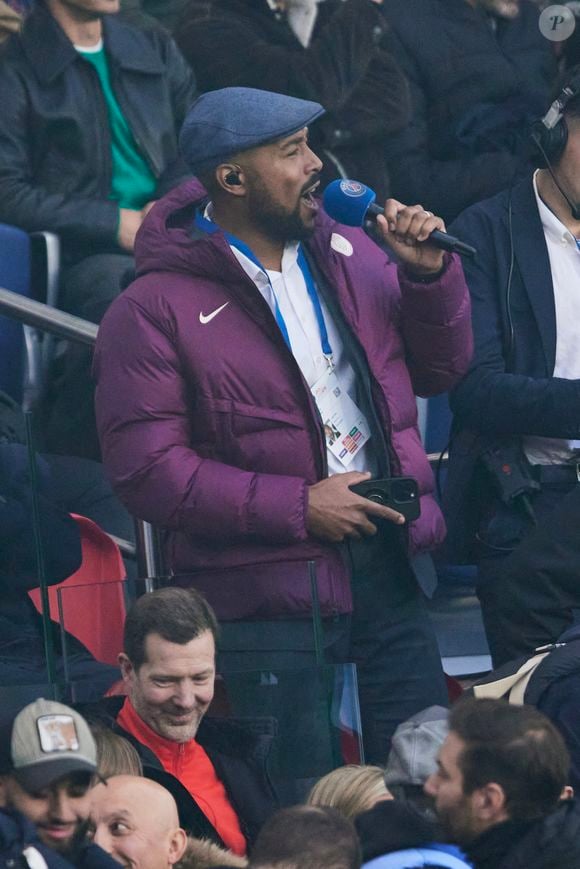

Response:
(339, 180), (366, 198)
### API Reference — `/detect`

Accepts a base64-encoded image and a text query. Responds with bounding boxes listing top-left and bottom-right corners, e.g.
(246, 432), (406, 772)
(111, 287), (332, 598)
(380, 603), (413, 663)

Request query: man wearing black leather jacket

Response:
(0, 0), (196, 458)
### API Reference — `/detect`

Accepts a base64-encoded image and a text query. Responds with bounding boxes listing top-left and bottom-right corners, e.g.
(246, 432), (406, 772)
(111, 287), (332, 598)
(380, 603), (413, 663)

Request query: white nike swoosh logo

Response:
(199, 302), (230, 325)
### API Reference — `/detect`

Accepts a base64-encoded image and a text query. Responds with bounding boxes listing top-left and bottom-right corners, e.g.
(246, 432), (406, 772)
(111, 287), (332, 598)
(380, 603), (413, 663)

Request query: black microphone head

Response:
(322, 179), (377, 226)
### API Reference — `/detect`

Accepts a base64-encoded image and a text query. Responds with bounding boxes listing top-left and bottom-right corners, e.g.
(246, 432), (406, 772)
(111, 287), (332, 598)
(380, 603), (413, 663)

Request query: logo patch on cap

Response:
(330, 233), (353, 257)
(37, 716), (80, 754)
(339, 180), (365, 198)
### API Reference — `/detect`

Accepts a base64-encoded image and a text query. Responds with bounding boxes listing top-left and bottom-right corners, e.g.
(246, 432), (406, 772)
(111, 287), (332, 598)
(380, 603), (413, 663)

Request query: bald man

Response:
(91, 776), (187, 869)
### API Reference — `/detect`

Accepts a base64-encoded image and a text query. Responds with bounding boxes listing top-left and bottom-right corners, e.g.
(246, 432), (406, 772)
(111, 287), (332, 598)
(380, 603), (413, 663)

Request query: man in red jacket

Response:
(86, 587), (277, 853)
(94, 87), (473, 764)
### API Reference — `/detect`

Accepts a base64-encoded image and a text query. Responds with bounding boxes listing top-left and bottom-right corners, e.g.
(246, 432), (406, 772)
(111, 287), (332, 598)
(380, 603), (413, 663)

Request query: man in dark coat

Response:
(0, 0), (196, 458)
(445, 71), (580, 666)
(174, 0), (410, 201)
(380, 0), (557, 222)
(425, 698), (580, 869)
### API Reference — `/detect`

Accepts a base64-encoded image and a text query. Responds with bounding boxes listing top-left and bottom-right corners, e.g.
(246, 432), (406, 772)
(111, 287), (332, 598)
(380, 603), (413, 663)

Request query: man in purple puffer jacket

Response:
(94, 87), (472, 762)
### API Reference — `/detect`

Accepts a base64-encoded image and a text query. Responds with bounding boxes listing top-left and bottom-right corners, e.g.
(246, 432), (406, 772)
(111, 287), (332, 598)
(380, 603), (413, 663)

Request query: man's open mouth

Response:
(301, 180), (320, 208)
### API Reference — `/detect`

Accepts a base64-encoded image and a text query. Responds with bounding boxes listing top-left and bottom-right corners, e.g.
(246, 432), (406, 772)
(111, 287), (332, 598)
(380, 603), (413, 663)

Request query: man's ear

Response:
(216, 163), (246, 196)
(168, 828), (187, 865)
(473, 782), (508, 824)
(118, 653), (135, 686)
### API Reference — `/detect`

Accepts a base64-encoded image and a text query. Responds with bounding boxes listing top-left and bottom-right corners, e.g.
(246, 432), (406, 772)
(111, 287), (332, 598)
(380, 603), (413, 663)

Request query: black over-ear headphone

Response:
(225, 171), (241, 186)
(530, 72), (580, 166)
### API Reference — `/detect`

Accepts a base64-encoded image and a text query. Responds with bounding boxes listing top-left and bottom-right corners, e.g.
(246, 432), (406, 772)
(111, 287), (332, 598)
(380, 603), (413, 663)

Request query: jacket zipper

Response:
(175, 742), (185, 778)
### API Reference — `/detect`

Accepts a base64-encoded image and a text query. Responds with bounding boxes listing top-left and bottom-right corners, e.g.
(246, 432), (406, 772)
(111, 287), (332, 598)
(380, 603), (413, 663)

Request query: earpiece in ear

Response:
(225, 171), (241, 186)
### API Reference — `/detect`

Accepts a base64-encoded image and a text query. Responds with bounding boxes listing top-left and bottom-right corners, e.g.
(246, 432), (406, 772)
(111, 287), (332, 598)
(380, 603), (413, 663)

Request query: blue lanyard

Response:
(195, 209), (333, 363)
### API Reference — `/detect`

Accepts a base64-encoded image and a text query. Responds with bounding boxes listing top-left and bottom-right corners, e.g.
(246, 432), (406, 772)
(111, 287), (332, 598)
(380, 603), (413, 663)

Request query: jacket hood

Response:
(176, 837), (247, 869)
(134, 178), (336, 283)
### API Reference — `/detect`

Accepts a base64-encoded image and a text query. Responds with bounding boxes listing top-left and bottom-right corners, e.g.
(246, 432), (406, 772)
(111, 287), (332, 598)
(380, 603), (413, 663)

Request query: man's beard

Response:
(247, 175), (320, 244)
(478, 0), (520, 19)
(53, 818), (91, 857)
(152, 710), (204, 743)
(437, 799), (479, 846)
(131, 692), (205, 743)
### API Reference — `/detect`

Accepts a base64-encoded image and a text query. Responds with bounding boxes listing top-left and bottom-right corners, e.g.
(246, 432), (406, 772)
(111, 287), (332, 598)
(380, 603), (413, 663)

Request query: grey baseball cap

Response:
(0, 699), (98, 792)
(179, 86), (325, 173)
(384, 705), (449, 787)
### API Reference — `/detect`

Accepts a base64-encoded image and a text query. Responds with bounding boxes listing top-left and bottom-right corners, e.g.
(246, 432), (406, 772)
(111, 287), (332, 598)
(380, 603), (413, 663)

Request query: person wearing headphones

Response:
(446, 68), (580, 667)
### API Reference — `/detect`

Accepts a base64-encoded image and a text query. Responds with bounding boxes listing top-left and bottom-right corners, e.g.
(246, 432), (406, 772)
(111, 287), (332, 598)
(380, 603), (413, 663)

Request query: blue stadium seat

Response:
(424, 393), (453, 456)
(0, 223), (31, 402)
(0, 224), (61, 406)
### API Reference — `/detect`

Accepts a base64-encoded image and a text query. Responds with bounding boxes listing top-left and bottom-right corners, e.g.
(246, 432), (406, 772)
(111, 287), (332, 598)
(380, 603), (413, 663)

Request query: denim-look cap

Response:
(179, 87), (325, 173)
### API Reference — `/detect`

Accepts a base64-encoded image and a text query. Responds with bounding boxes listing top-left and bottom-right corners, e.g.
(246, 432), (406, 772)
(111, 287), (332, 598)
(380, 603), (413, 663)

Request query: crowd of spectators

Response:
(2, 0), (580, 866)
(0, 588), (578, 869)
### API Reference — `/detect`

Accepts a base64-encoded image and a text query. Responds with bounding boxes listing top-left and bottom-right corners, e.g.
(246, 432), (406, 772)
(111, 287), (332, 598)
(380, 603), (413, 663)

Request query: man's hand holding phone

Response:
(306, 471), (406, 543)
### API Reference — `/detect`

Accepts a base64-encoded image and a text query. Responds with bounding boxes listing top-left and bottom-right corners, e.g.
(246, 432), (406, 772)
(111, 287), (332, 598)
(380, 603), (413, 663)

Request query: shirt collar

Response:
(533, 169), (578, 249)
(203, 201), (300, 279)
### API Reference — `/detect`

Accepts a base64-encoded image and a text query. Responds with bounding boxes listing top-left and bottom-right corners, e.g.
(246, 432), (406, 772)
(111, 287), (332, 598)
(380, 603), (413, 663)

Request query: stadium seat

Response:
(0, 223), (30, 402)
(0, 223), (60, 407)
(29, 514), (127, 666)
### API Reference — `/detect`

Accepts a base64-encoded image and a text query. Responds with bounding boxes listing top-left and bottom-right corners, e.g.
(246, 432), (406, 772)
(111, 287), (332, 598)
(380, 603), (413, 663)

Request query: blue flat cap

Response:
(179, 87), (325, 173)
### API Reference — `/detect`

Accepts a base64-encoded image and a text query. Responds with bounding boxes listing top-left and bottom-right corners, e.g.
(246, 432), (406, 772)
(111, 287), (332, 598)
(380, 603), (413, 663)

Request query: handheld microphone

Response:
(322, 180), (477, 259)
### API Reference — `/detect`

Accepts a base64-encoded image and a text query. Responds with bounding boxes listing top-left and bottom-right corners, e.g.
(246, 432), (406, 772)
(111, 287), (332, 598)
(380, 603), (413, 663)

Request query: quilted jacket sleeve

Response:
(397, 254), (473, 397)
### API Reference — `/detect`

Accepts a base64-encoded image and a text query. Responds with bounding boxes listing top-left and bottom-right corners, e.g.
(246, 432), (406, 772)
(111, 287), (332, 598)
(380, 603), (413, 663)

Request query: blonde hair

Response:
(91, 725), (144, 779)
(306, 765), (392, 820)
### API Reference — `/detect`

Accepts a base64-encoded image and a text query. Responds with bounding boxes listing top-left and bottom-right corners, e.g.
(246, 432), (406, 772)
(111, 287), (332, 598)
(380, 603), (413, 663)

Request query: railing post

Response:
(134, 520), (163, 592)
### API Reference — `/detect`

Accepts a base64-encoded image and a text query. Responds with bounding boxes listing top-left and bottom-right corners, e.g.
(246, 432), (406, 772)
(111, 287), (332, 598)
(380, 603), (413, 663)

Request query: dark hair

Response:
(250, 806), (361, 869)
(123, 587), (219, 670)
(196, 166), (220, 196)
(450, 698), (569, 821)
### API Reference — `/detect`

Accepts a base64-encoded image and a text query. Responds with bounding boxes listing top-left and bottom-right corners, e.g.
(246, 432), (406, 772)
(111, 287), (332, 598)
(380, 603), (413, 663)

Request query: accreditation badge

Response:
(311, 368), (371, 468)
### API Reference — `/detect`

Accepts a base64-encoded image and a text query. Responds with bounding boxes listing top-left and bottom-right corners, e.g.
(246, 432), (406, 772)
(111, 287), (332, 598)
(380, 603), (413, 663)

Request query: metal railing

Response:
(0, 284), (161, 587)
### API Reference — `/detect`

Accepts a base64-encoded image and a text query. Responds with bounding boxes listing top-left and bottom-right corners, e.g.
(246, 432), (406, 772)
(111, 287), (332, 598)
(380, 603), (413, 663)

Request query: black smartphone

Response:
(349, 476), (421, 522)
